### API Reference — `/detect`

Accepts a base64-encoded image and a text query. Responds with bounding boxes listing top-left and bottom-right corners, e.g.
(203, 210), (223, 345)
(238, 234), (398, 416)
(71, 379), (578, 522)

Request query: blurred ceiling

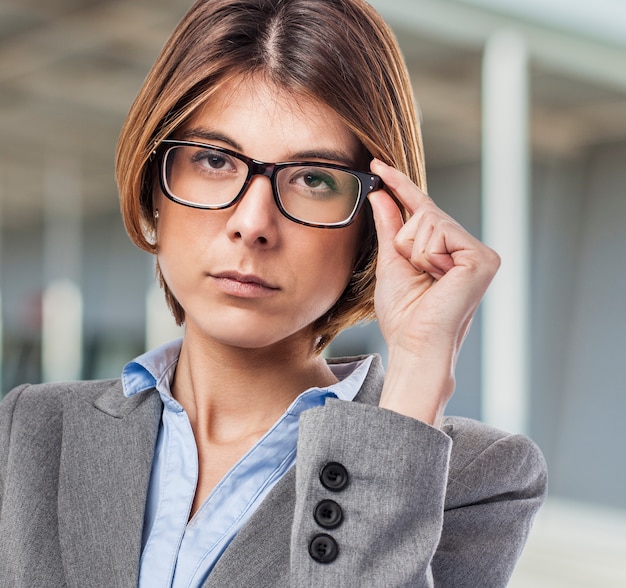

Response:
(1, 0), (625, 229)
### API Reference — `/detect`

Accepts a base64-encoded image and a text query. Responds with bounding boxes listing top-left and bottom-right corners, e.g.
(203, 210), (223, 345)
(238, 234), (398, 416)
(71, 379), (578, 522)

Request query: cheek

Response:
(307, 223), (362, 291)
(154, 204), (214, 292)
(157, 196), (225, 250)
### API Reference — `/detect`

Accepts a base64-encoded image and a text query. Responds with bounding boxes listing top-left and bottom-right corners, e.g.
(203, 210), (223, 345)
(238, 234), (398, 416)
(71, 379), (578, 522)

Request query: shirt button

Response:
(309, 533), (339, 564)
(319, 462), (349, 491)
(314, 499), (343, 529)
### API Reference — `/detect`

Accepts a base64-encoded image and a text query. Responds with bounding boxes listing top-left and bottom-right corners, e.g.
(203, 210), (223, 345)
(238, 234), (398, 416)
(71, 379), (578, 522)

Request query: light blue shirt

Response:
(122, 339), (372, 588)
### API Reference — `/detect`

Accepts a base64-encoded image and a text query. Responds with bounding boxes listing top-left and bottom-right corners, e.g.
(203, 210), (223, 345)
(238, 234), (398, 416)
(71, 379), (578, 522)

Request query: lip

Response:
(209, 271), (280, 298)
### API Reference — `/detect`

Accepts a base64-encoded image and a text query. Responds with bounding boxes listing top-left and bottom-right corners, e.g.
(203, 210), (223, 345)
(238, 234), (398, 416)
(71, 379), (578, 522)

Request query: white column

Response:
(42, 158), (83, 382)
(42, 279), (83, 382)
(481, 30), (530, 434)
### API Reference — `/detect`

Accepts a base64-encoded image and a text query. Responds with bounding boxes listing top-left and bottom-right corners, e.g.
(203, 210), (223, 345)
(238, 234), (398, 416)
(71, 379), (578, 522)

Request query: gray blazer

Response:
(0, 356), (547, 587)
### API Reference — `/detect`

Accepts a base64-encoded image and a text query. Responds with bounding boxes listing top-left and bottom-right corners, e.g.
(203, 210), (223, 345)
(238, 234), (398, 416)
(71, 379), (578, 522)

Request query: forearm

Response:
(289, 401), (547, 588)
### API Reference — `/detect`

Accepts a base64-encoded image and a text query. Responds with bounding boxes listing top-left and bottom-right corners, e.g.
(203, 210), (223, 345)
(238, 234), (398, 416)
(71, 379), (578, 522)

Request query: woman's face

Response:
(154, 75), (365, 351)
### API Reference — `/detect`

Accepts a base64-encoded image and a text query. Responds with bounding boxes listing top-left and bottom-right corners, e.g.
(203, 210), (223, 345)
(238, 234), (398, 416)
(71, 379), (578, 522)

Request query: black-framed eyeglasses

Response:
(155, 139), (383, 228)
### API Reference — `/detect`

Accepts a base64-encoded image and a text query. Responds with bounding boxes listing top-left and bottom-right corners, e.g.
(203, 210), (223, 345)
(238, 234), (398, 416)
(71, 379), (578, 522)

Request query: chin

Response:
(183, 301), (326, 352)
(187, 316), (298, 349)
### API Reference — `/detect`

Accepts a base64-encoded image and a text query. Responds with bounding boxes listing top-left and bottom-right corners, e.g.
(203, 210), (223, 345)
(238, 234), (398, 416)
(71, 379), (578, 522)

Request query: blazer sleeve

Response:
(0, 385), (28, 519)
(432, 416), (547, 587)
(290, 399), (546, 588)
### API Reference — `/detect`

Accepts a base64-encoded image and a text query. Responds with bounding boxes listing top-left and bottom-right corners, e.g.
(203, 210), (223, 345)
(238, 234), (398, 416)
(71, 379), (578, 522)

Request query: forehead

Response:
(180, 74), (363, 164)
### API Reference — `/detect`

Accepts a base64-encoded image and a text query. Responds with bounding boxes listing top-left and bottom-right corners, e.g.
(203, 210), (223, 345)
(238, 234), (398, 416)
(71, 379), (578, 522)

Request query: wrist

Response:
(379, 345), (456, 428)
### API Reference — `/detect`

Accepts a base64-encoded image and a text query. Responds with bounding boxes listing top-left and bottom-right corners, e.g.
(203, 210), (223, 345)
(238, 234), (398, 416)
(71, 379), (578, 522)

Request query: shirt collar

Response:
(326, 355), (373, 401)
(122, 338), (182, 399)
(122, 339), (372, 406)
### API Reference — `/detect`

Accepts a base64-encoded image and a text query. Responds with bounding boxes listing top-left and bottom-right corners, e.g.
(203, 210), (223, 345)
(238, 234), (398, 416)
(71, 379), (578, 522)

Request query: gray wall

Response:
(543, 143), (626, 509)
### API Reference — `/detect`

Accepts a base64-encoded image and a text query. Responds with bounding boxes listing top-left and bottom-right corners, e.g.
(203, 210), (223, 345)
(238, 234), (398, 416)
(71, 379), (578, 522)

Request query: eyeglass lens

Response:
(163, 144), (362, 225)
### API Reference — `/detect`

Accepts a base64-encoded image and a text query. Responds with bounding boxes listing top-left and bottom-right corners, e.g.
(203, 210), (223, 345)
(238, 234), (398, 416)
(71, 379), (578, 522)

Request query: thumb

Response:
(368, 190), (404, 262)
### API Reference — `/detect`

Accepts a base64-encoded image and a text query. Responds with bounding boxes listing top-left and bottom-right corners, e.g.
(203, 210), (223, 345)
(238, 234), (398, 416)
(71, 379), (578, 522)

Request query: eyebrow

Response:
(181, 127), (357, 167)
(291, 149), (357, 167)
(181, 128), (243, 152)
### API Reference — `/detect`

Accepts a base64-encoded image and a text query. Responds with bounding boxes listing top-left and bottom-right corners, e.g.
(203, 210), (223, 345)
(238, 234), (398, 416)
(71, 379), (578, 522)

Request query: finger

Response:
(367, 189), (404, 262)
(370, 158), (429, 215)
(390, 209), (444, 276)
(407, 228), (452, 280)
(416, 229), (457, 278)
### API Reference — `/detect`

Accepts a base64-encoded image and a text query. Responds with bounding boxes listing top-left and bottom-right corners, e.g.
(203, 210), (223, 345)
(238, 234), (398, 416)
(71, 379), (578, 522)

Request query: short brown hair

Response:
(116, 0), (426, 351)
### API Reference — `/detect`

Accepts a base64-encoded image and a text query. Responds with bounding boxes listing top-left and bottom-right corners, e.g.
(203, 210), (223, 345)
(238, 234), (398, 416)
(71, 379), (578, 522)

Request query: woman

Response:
(0, 0), (547, 586)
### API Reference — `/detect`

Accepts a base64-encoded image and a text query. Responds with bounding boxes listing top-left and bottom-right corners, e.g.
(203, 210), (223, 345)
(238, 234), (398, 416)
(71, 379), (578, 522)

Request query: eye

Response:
(292, 168), (338, 192)
(191, 148), (237, 173)
(303, 172), (333, 189)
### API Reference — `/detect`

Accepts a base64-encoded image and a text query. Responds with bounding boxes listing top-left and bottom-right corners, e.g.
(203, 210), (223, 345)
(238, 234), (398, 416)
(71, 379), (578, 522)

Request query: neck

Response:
(171, 331), (337, 445)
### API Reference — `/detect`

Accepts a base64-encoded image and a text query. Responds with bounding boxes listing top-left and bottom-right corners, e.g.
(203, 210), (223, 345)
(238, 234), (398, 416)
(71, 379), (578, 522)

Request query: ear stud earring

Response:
(154, 209), (160, 219)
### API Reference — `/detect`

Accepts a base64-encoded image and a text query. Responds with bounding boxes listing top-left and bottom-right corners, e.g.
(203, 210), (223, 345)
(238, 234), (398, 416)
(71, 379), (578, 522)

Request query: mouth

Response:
(209, 271), (280, 297)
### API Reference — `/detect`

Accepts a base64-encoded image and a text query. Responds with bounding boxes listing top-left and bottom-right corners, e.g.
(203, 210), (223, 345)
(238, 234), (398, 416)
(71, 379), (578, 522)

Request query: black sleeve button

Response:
(319, 462), (349, 491)
(314, 499), (343, 529)
(309, 533), (339, 564)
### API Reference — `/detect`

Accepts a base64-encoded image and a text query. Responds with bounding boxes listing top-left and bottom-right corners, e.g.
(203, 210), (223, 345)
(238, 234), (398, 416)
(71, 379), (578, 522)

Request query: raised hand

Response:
(368, 159), (500, 427)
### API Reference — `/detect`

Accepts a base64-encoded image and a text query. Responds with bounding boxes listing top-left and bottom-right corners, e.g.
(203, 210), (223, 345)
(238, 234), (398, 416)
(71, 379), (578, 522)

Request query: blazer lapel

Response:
(204, 466), (295, 587)
(57, 380), (162, 587)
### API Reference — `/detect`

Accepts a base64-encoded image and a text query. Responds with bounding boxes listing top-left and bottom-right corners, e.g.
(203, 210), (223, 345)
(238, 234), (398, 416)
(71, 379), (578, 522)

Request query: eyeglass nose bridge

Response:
(237, 159), (282, 206)
(249, 159), (278, 179)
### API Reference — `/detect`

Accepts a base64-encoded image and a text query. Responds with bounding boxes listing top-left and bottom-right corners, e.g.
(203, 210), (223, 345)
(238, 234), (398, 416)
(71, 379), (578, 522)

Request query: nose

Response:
(225, 175), (280, 247)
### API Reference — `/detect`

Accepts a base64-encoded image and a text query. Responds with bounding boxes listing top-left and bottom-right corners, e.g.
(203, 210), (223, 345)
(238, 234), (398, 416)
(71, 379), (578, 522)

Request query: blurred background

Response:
(0, 0), (625, 585)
